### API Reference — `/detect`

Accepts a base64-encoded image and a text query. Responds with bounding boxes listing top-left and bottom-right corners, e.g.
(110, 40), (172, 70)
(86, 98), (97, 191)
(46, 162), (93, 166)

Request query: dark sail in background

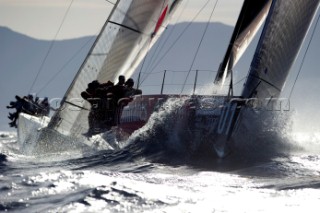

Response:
(241, 0), (320, 100)
(214, 0), (272, 85)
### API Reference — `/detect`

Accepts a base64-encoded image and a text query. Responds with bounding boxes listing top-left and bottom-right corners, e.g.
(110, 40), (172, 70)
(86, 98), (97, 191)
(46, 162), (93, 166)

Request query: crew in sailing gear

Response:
(7, 95), (51, 128)
(124, 78), (142, 97)
(81, 80), (102, 135)
(38, 97), (50, 116)
(6, 96), (21, 109)
(81, 80), (117, 136)
(24, 94), (37, 115)
(81, 76), (136, 135)
(81, 81), (100, 102)
(6, 102), (16, 109)
(104, 76), (127, 126)
(113, 78), (142, 125)
(116, 75), (125, 86)
(109, 83), (125, 104)
(7, 96), (24, 128)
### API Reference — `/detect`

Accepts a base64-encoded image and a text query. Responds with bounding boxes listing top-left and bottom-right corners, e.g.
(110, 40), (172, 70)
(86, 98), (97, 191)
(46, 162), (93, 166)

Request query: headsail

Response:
(241, 0), (320, 100)
(216, 0), (319, 139)
(48, 0), (181, 136)
(214, 0), (272, 85)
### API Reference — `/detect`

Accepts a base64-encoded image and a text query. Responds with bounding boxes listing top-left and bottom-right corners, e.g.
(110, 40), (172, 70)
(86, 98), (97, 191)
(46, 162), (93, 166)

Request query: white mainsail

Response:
(48, 0), (181, 137)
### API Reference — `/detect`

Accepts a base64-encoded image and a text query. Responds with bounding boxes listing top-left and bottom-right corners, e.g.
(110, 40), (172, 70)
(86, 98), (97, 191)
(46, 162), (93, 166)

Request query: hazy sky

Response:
(0, 0), (244, 39)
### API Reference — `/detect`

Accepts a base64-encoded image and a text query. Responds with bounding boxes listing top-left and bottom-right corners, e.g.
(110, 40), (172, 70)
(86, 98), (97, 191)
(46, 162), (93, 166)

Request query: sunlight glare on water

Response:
(1, 116), (320, 213)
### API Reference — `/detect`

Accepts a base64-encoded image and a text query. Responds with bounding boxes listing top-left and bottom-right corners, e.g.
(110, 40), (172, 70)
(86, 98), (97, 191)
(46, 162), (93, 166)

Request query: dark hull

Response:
(113, 94), (235, 157)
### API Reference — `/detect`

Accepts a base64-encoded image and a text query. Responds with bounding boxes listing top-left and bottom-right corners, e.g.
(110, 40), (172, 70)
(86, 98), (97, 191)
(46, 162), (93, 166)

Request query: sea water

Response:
(1, 105), (320, 212)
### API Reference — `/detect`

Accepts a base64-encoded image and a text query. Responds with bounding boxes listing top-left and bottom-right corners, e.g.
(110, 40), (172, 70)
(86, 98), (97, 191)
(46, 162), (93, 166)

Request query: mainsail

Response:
(214, 0), (272, 85)
(241, 0), (320, 100)
(48, 0), (181, 136)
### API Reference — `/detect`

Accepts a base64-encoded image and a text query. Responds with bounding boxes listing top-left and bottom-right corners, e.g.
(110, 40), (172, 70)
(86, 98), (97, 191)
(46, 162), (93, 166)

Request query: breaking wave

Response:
(100, 97), (301, 168)
(2, 96), (319, 172)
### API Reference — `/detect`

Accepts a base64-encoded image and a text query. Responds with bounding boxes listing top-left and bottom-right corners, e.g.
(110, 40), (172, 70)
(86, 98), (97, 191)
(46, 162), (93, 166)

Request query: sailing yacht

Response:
(17, 0), (320, 157)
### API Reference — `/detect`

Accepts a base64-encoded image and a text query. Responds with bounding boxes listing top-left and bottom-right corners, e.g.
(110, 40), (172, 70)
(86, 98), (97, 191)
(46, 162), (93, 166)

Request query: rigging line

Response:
(249, 73), (281, 91)
(139, 0), (212, 86)
(135, 0), (167, 84)
(143, 0), (190, 75)
(105, 0), (116, 5)
(233, 76), (247, 86)
(28, 0), (75, 94)
(135, 39), (153, 87)
(36, 36), (96, 95)
(288, 9), (320, 100)
(142, 26), (169, 77)
(180, 0), (219, 95)
(138, 69), (217, 74)
(64, 100), (89, 111)
(139, 0), (205, 86)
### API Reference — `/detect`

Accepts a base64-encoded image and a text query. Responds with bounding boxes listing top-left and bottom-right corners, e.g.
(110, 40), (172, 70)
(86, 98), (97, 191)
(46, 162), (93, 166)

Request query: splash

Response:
(194, 76), (231, 96)
(230, 108), (295, 159)
(113, 95), (300, 163)
(287, 132), (320, 154)
(123, 97), (191, 157)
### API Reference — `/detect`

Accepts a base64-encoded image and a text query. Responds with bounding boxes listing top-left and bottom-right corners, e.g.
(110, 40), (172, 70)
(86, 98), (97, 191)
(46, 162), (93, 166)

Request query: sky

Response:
(0, 0), (244, 39)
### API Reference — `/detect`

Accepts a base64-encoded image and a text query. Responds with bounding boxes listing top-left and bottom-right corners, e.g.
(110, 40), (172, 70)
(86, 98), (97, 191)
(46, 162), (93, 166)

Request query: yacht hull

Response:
(17, 95), (235, 157)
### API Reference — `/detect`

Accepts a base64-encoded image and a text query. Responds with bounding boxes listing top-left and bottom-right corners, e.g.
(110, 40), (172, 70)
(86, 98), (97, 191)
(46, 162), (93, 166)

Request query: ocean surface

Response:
(1, 111), (320, 212)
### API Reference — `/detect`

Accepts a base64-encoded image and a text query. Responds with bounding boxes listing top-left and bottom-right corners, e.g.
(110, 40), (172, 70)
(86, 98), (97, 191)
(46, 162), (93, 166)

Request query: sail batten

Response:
(108, 21), (143, 34)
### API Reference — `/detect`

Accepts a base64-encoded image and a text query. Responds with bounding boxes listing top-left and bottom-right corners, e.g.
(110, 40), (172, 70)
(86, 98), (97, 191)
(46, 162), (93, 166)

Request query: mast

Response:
(47, 0), (181, 136)
(48, 0), (121, 130)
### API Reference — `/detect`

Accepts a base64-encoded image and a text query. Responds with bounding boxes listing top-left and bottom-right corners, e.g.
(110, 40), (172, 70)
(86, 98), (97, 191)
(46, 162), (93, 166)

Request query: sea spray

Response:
(124, 97), (191, 155)
(231, 108), (294, 159)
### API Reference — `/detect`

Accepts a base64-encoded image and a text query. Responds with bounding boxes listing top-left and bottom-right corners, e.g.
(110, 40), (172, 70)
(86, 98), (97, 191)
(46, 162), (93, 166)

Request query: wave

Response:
(90, 97), (294, 170)
(110, 97), (318, 171)
(0, 153), (7, 166)
(2, 97), (319, 172)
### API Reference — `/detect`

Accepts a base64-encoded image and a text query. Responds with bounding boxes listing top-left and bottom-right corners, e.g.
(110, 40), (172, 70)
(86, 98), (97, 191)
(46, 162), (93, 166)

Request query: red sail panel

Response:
(153, 5), (168, 37)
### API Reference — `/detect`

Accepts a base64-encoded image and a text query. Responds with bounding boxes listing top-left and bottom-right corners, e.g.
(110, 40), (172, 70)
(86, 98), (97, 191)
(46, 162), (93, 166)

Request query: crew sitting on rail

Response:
(37, 97), (50, 116)
(7, 96), (24, 128)
(80, 76), (143, 135)
(7, 95), (51, 128)
(117, 78), (142, 109)
(114, 78), (142, 125)
(124, 78), (142, 97)
(81, 80), (114, 134)
(81, 76), (142, 106)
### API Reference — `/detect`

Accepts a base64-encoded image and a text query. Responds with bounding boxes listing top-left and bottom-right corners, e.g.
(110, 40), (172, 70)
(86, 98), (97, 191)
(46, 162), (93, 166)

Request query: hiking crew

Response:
(7, 95), (51, 128)
(81, 76), (142, 135)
